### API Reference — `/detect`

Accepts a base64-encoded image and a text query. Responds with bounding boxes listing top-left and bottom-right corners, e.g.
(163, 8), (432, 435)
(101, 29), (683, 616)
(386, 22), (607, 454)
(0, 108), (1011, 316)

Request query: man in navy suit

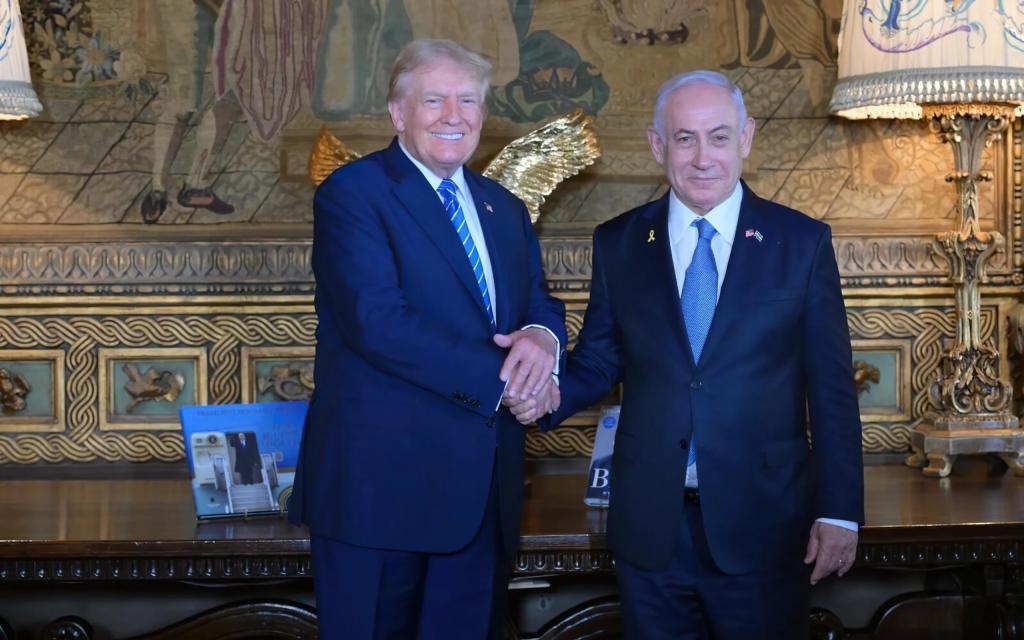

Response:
(289, 39), (567, 639)
(509, 71), (864, 638)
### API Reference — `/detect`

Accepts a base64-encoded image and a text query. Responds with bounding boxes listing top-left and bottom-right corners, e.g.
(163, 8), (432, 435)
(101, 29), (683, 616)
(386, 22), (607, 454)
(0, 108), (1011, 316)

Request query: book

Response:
(179, 401), (307, 519)
(584, 405), (620, 507)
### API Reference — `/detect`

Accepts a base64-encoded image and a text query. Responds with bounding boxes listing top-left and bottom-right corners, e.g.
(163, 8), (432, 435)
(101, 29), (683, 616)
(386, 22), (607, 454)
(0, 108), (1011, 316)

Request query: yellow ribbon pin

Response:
(647, 229), (656, 243)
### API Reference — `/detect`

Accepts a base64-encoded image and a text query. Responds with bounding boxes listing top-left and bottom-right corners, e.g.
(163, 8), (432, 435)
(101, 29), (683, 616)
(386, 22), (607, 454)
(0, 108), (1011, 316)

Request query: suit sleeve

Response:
(802, 226), (865, 524)
(313, 175), (509, 416)
(541, 227), (624, 430)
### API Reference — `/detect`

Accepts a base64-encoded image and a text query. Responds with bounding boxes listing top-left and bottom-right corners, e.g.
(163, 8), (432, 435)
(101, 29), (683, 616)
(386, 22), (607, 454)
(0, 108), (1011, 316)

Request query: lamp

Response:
(0, 0), (41, 120)
(831, 2), (1024, 477)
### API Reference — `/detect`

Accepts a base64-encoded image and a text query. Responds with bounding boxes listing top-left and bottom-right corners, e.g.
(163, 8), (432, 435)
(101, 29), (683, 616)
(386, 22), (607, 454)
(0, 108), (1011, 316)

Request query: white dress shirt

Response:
(667, 184), (857, 533)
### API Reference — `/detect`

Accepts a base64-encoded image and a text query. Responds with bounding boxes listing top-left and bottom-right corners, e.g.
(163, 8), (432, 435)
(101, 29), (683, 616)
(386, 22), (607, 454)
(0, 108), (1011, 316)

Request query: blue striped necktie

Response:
(681, 217), (718, 481)
(438, 179), (495, 329)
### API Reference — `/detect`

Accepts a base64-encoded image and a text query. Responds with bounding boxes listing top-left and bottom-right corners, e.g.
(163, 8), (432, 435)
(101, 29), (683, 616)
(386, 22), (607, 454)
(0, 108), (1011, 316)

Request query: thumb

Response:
(493, 332), (516, 348)
(804, 524), (820, 564)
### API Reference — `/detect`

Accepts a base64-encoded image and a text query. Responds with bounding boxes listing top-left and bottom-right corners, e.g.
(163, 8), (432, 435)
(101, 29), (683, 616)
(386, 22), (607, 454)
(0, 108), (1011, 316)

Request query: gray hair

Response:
(387, 39), (493, 104)
(651, 70), (748, 139)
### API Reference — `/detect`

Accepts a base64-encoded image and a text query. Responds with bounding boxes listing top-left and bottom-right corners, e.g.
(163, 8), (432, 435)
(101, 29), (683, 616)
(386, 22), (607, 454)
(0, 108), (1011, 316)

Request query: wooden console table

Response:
(0, 459), (1022, 639)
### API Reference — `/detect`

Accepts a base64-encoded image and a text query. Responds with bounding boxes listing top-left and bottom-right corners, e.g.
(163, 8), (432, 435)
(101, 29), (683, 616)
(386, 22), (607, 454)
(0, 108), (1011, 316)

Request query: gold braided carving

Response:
(0, 314), (316, 463)
(0, 307), (987, 462)
(862, 424), (913, 453)
(525, 426), (597, 457)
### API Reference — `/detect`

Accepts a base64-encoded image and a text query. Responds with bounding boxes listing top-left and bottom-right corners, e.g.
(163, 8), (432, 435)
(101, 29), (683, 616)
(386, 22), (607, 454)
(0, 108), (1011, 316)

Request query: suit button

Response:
(486, 417), (496, 428)
(679, 439), (688, 449)
(689, 380), (702, 390)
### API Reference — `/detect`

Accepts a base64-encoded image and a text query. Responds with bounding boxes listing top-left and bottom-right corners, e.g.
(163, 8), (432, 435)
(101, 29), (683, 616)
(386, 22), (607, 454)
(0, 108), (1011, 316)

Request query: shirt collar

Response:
(668, 182), (743, 245)
(398, 140), (470, 198)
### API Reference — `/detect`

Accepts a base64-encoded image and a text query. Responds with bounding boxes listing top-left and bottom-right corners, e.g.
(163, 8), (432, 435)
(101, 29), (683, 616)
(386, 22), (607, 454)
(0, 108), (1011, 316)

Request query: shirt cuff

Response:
(495, 379), (508, 412)
(521, 324), (561, 375)
(816, 517), (859, 532)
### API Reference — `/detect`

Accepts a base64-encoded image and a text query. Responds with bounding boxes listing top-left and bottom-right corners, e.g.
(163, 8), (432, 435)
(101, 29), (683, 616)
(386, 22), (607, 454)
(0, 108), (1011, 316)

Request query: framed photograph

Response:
(180, 401), (307, 519)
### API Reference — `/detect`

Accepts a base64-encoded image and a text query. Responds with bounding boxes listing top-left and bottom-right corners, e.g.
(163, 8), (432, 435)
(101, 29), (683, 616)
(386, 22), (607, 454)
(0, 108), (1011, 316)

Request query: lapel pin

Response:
(745, 229), (763, 242)
(647, 229), (656, 243)
(484, 202), (494, 213)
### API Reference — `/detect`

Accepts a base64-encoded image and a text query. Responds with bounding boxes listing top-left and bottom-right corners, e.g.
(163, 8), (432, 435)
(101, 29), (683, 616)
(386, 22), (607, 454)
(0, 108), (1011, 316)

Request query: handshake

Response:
(493, 328), (562, 425)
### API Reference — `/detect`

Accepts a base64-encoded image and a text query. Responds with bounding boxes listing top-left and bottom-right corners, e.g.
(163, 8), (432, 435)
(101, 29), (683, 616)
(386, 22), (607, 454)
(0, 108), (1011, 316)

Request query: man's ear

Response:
(388, 100), (405, 134)
(739, 116), (755, 159)
(647, 127), (666, 166)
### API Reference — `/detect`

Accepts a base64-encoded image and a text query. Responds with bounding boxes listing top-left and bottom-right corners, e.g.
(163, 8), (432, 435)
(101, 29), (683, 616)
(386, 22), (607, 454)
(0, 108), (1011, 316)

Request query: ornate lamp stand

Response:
(906, 105), (1024, 478)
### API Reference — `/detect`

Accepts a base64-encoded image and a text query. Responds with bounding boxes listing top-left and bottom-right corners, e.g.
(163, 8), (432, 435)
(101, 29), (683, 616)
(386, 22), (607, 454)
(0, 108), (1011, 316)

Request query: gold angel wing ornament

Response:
(308, 110), (601, 222)
(482, 109), (601, 222)
(308, 125), (362, 185)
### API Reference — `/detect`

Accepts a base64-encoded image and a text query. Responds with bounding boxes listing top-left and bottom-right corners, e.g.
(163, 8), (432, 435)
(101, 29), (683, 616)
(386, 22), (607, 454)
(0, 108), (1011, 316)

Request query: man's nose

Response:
(440, 98), (462, 123)
(693, 141), (712, 167)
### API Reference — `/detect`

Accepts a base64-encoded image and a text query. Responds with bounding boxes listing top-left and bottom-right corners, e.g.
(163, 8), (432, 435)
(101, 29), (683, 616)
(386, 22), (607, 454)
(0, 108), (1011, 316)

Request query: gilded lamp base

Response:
(906, 413), (1024, 478)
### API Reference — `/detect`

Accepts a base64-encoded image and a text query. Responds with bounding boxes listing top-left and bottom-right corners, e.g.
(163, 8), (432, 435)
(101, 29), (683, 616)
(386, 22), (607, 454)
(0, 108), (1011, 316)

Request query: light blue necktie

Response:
(681, 218), (718, 475)
(438, 179), (495, 329)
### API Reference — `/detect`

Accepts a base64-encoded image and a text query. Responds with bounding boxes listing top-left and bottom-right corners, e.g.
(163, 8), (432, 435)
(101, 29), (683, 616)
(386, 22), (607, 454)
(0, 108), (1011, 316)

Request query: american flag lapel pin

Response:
(484, 202), (494, 213)
(745, 228), (763, 242)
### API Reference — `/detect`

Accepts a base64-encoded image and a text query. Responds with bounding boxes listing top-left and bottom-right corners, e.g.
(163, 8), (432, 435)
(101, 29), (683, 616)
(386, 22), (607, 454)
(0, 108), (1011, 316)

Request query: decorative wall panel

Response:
(0, 306), (314, 463)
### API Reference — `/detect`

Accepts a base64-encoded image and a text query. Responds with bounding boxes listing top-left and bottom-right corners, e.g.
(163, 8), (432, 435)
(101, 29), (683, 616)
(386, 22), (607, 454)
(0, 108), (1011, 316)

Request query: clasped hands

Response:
(493, 328), (560, 425)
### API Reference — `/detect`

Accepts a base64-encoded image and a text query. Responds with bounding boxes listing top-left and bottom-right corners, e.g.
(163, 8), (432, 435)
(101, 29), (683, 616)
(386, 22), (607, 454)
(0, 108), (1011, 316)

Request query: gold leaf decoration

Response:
(306, 111), (602, 222)
(308, 125), (362, 186)
(482, 109), (601, 223)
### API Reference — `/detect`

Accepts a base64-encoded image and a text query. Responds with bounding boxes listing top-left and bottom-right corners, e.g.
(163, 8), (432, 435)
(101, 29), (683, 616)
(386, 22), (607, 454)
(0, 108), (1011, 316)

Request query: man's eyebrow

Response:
(673, 124), (734, 136)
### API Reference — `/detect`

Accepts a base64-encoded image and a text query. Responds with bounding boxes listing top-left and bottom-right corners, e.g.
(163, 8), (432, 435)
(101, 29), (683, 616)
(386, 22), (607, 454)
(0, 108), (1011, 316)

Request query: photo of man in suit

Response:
(230, 431), (260, 486)
(288, 39), (567, 640)
(508, 70), (864, 638)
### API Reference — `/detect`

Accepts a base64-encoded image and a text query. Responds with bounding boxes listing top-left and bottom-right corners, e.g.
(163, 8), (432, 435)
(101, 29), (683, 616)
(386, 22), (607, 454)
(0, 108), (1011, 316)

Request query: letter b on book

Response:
(584, 406), (619, 507)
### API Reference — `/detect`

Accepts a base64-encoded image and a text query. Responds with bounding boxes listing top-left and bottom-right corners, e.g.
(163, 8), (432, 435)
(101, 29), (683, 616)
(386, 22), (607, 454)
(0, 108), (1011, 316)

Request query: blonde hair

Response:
(387, 39), (493, 104)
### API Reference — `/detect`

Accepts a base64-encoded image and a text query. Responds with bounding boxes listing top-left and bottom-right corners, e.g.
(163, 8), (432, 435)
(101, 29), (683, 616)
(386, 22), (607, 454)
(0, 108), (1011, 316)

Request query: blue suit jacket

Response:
(290, 138), (566, 556)
(547, 184), (864, 573)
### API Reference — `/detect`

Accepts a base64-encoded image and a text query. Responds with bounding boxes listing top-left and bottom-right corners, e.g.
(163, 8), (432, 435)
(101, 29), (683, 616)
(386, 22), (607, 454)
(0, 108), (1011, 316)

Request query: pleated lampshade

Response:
(0, 0), (42, 120)
(830, 3), (1024, 120)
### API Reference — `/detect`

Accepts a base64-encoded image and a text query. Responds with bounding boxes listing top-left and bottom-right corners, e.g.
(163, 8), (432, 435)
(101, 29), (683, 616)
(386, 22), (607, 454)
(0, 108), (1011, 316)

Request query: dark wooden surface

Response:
(1, 459), (1023, 638)
(0, 458), (1023, 558)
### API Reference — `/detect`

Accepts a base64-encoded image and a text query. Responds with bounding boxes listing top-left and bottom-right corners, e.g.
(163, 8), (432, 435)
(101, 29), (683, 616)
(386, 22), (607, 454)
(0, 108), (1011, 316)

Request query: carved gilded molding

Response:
(857, 540), (1024, 567)
(0, 556), (312, 581)
(0, 234), (1017, 297)
(514, 551), (615, 576)
(1, 541), (1019, 581)
(0, 242), (314, 294)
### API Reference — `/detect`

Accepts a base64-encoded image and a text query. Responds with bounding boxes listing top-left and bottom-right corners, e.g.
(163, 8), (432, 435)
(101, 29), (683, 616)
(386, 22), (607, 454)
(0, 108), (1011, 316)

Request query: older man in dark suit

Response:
(289, 39), (567, 640)
(510, 70), (864, 639)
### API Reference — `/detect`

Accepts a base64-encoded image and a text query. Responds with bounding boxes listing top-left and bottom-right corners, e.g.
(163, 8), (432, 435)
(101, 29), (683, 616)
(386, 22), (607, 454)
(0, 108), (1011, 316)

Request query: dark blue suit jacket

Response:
(290, 138), (566, 557)
(547, 184), (864, 573)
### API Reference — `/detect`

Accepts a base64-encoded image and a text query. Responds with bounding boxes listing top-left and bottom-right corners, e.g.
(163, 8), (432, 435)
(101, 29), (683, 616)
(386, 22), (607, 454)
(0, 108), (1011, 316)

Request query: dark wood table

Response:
(0, 459), (1022, 639)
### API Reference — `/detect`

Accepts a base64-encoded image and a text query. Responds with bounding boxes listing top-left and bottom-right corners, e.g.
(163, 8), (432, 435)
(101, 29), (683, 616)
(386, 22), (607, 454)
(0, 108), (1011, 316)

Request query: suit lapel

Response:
(386, 142), (492, 324)
(465, 172), (512, 332)
(639, 196), (695, 366)
(697, 186), (764, 368)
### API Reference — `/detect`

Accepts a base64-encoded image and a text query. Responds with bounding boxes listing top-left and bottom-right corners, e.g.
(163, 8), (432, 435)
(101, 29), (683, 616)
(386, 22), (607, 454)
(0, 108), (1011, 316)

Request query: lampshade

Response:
(0, 0), (42, 120)
(831, 3), (1024, 120)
